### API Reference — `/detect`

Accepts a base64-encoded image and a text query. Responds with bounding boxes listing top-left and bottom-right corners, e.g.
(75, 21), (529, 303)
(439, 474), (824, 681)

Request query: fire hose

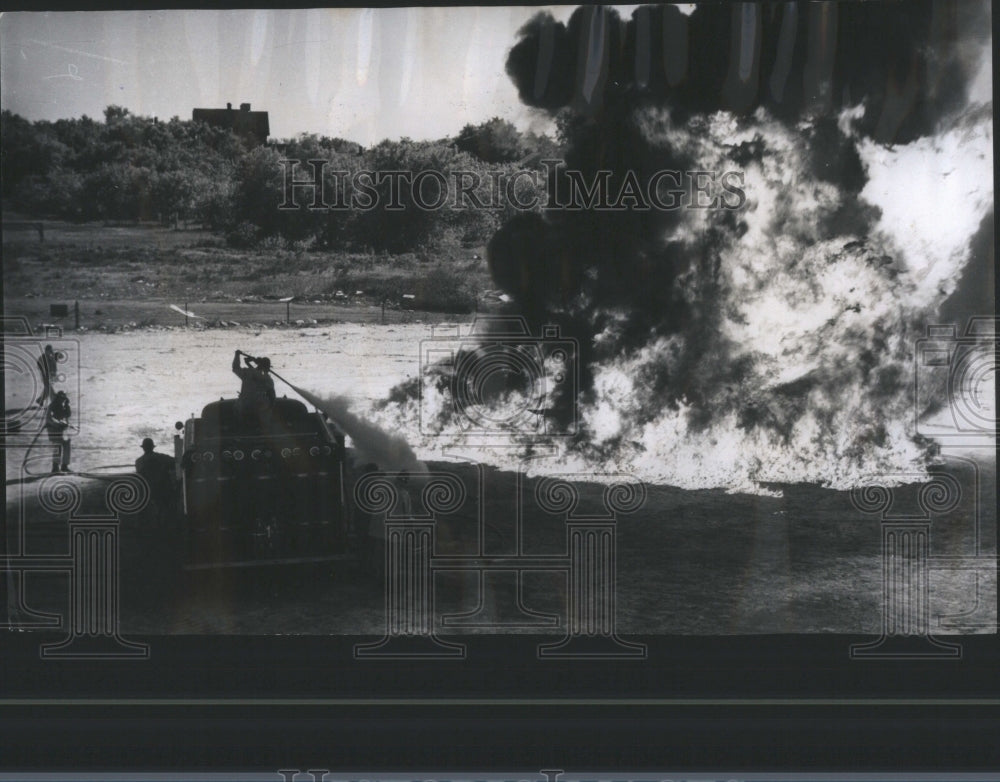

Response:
(14, 418), (132, 482)
(241, 351), (312, 406)
(13, 352), (316, 483)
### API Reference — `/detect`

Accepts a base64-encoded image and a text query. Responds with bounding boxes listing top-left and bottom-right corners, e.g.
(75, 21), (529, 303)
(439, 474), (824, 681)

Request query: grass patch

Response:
(4, 220), (492, 314)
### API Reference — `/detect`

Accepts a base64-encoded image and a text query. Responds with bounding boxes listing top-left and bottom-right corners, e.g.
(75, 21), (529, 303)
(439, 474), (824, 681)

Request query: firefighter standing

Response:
(45, 391), (72, 473)
(135, 438), (178, 520)
(232, 349), (276, 428)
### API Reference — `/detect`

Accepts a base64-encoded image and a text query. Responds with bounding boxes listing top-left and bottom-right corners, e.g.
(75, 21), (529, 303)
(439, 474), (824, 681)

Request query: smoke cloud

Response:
(506, 1), (986, 141)
(470, 1), (993, 490)
(295, 387), (426, 474)
(372, 1), (992, 492)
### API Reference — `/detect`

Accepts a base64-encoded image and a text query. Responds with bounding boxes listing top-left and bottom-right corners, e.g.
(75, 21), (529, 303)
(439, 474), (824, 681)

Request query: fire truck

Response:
(172, 396), (367, 569)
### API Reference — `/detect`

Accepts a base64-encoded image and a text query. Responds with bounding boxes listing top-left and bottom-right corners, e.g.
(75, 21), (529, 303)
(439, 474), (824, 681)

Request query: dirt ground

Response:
(5, 454), (995, 636)
(3, 221), (995, 637)
(2, 322), (438, 482)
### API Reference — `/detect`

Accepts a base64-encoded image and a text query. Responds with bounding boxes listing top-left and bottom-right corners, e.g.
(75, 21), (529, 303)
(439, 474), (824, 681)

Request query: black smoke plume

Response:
(482, 1), (990, 478)
(506, 1), (984, 142)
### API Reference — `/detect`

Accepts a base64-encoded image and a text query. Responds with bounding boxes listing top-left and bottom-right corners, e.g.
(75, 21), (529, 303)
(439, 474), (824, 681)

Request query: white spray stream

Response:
(287, 382), (426, 474)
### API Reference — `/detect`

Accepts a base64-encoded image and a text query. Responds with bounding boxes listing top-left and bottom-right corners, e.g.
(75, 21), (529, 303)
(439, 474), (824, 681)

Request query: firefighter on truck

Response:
(232, 349), (277, 430)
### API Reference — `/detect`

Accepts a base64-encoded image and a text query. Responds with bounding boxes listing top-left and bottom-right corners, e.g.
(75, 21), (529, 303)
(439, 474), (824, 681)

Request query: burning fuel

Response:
(373, 1), (993, 493)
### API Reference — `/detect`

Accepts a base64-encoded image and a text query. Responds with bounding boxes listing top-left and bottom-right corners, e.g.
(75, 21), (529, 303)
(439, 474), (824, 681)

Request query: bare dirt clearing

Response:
(7, 458), (994, 636)
(4, 222), (995, 637)
(5, 323), (995, 635)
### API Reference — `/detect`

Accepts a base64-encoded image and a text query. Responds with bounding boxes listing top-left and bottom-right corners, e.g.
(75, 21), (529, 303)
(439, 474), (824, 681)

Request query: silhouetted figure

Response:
(36, 345), (57, 406)
(232, 350), (276, 429)
(45, 391), (71, 473)
(135, 438), (178, 520)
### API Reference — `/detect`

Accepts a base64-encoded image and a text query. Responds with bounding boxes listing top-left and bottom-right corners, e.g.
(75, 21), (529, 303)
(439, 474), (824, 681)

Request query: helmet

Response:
(141, 437), (155, 451)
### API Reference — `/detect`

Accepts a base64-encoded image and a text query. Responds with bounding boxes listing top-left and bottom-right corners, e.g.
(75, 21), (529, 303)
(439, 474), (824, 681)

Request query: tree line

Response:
(1, 106), (561, 254)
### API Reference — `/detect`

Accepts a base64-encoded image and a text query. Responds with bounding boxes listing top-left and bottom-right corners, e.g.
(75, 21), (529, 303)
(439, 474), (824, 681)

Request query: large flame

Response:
(369, 2), (993, 494)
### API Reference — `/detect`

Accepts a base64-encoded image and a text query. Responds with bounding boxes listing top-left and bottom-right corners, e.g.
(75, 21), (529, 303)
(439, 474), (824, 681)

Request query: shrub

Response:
(225, 221), (258, 248)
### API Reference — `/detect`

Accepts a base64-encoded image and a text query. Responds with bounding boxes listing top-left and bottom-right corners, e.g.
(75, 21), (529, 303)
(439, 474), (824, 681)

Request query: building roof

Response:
(192, 103), (269, 144)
